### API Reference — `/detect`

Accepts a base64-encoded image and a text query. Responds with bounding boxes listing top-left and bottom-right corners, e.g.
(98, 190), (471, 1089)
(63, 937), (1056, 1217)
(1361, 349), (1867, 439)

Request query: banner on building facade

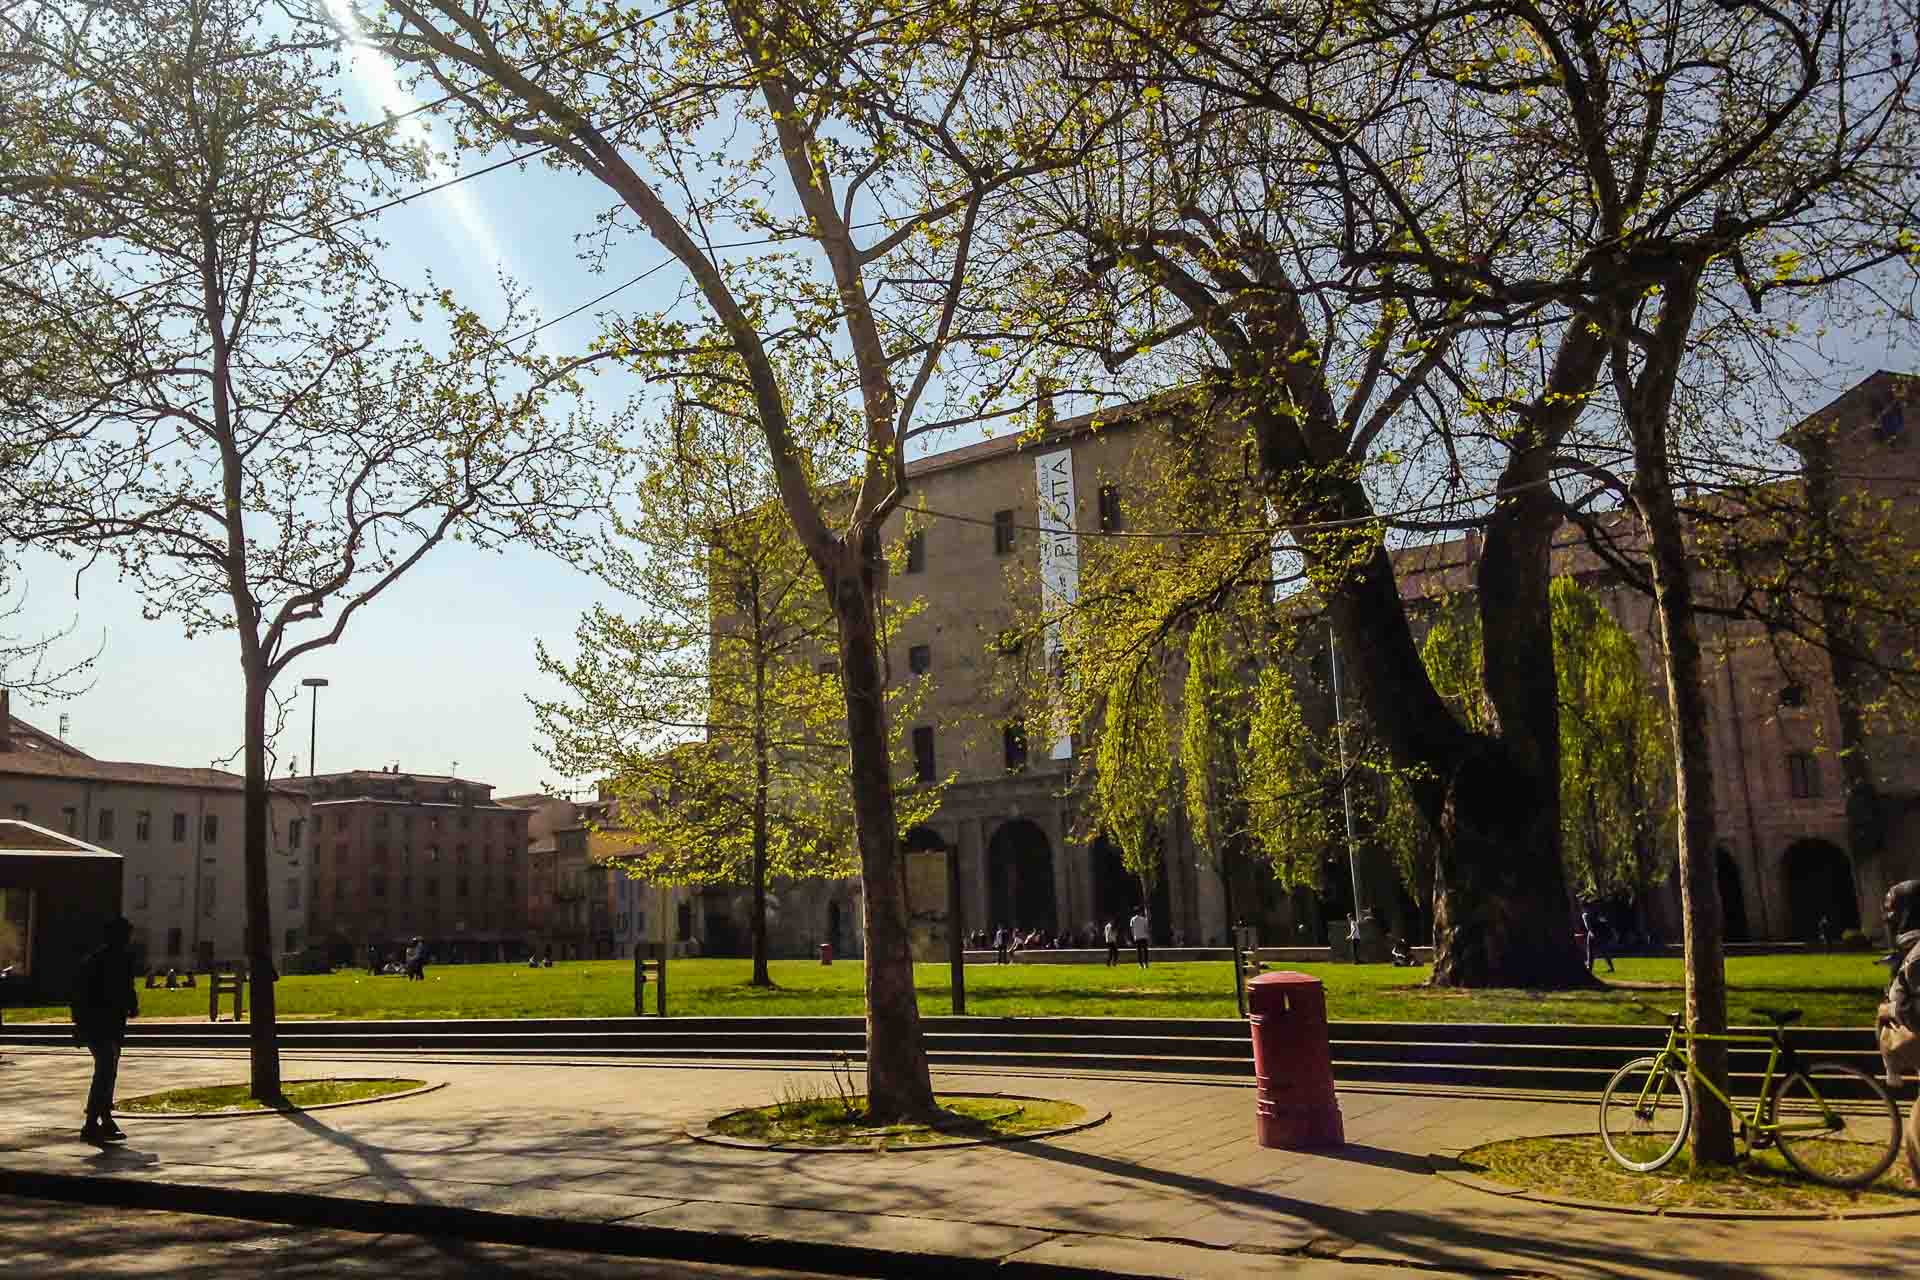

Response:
(1035, 447), (1078, 760)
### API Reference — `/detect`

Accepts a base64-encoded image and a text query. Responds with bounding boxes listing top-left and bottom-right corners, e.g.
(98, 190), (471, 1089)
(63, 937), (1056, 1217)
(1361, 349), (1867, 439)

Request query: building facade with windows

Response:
(0, 701), (309, 970)
(303, 769), (531, 966)
(773, 374), (1920, 950)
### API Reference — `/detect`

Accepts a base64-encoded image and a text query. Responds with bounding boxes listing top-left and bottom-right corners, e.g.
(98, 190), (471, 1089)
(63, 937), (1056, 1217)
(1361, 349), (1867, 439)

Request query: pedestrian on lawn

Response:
(71, 916), (139, 1145)
(405, 937), (427, 981)
(1581, 904), (1615, 974)
(993, 925), (1010, 965)
(1104, 919), (1121, 967)
(1129, 906), (1151, 969)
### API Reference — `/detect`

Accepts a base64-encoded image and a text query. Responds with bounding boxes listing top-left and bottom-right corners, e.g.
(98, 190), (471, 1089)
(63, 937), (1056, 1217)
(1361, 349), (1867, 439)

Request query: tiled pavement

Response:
(0, 1047), (1910, 1278)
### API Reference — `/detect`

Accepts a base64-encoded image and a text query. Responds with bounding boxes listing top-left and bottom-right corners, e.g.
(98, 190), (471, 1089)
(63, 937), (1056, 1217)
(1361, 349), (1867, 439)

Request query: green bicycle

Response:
(1599, 1007), (1902, 1188)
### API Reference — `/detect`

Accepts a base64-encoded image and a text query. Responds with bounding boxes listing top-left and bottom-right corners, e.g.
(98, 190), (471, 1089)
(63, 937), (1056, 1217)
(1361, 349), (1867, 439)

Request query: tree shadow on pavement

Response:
(1000, 1136), (1907, 1279)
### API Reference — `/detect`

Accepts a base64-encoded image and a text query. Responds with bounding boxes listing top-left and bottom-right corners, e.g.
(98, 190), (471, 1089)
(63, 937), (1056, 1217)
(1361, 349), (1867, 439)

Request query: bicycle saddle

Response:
(1752, 1006), (1802, 1026)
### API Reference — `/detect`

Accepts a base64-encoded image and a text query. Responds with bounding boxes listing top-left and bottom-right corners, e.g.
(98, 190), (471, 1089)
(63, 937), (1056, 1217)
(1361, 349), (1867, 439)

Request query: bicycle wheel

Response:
(1599, 1056), (1691, 1172)
(1771, 1060), (1900, 1188)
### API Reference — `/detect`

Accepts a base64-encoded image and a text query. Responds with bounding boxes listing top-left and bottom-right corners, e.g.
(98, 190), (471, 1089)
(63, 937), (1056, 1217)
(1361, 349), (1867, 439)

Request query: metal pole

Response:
(1326, 626), (1364, 954)
(301, 677), (329, 777)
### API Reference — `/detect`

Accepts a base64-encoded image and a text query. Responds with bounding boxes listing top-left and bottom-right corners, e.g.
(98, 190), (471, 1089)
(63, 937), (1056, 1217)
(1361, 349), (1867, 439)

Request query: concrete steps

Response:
(4, 1014), (1902, 1098)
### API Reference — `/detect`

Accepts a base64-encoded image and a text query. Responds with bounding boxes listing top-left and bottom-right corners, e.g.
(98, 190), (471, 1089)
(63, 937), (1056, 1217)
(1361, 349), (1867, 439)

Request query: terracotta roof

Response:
(0, 751), (260, 790)
(3, 715), (91, 759)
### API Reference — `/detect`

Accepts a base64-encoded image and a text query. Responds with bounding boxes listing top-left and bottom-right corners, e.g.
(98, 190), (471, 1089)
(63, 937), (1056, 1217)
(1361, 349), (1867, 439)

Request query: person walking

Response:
(405, 937), (427, 981)
(71, 916), (139, 1144)
(1581, 904), (1615, 974)
(1103, 919), (1121, 968)
(1129, 906), (1151, 969)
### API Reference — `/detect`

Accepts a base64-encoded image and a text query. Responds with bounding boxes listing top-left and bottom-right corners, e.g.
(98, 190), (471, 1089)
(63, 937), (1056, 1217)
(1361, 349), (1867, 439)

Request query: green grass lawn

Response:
(3, 951), (1888, 1026)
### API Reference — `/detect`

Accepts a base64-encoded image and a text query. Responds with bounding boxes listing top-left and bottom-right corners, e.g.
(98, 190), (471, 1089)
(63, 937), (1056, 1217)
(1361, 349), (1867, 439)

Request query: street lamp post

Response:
(300, 677), (329, 778)
(1326, 626), (1364, 959)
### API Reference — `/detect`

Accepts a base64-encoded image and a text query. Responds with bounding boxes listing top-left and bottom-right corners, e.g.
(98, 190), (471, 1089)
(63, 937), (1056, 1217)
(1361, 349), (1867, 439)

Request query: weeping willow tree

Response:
(1416, 579), (1674, 903)
(1094, 664), (1173, 906)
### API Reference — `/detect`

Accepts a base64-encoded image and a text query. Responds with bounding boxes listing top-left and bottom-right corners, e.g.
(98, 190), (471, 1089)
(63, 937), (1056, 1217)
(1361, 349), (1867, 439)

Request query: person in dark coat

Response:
(405, 937), (426, 981)
(71, 916), (139, 1144)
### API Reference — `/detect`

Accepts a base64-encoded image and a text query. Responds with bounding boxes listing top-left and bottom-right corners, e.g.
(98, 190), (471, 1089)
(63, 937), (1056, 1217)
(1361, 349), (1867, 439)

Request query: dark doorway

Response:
(1715, 846), (1750, 943)
(1090, 833), (1135, 930)
(1783, 839), (1858, 941)
(987, 819), (1057, 934)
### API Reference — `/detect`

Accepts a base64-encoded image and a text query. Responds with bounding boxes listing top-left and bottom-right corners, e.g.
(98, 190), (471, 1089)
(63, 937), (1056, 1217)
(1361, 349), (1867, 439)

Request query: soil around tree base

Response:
(1435, 1133), (1920, 1219)
(695, 1092), (1106, 1153)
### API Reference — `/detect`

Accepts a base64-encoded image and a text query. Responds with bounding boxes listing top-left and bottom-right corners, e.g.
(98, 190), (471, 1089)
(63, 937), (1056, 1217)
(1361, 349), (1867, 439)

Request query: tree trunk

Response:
(242, 664), (282, 1102)
(1621, 269), (1732, 1164)
(826, 534), (935, 1123)
(750, 645), (772, 988)
(1634, 471), (1733, 1164)
(1316, 512), (1586, 987)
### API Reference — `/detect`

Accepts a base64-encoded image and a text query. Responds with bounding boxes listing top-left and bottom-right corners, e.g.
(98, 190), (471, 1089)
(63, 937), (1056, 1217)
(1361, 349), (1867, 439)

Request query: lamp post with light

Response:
(301, 677), (329, 779)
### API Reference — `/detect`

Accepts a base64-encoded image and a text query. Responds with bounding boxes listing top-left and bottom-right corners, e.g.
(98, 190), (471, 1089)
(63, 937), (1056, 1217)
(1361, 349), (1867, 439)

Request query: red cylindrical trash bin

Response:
(1247, 971), (1344, 1148)
(820, 942), (834, 965)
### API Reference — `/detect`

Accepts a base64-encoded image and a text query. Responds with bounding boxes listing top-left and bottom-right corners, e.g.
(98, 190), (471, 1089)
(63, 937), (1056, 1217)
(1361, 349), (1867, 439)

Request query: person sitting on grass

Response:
(1390, 937), (1416, 967)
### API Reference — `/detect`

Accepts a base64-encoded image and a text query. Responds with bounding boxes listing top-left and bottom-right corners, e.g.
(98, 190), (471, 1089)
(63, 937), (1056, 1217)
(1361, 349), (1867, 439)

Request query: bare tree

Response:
(333, 0), (1111, 1121)
(0, 0), (607, 1098)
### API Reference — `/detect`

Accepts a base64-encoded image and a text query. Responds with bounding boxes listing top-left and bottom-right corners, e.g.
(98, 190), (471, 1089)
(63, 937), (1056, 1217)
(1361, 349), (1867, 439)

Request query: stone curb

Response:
(1427, 1133), (1920, 1221)
(0, 1166), (1315, 1280)
(689, 1092), (1111, 1154)
(111, 1079), (446, 1121)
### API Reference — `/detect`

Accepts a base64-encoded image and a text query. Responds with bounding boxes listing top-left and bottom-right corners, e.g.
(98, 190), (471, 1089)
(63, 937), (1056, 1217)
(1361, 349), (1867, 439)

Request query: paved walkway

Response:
(0, 1047), (1909, 1278)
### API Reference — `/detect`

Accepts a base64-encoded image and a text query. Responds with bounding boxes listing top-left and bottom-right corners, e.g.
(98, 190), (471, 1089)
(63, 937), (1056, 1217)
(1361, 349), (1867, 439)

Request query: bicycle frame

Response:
(1637, 1016), (1838, 1138)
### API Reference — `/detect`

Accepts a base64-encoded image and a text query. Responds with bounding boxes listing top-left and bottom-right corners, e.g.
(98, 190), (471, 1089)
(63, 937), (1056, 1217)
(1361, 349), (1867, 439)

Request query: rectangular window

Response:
(1788, 752), (1821, 799)
(457, 877), (470, 899)
(97, 809), (114, 841)
(285, 929), (300, 954)
(287, 877), (301, 910)
(1098, 483), (1122, 532)
(62, 806), (77, 836)
(135, 811), (151, 841)
(913, 726), (936, 784)
(289, 817), (304, 849)
(993, 508), (1015, 555)
(172, 812), (187, 842)
(400, 876), (412, 899)
(202, 814), (219, 843)
(202, 877), (217, 916)
(165, 926), (182, 957)
(372, 876), (388, 899)
(425, 878), (439, 898)
(905, 529), (926, 573)
(170, 875), (186, 907)
(909, 644), (931, 676)
(505, 878), (516, 903)
(1004, 723), (1029, 771)
(132, 874), (150, 910)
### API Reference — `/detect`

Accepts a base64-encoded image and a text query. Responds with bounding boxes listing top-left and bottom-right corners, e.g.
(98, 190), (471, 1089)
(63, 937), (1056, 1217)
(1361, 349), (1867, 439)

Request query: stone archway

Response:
(1715, 846), (1750, 943)
(987, 819), (1057, 935)
(1783, 838), (1859, 941)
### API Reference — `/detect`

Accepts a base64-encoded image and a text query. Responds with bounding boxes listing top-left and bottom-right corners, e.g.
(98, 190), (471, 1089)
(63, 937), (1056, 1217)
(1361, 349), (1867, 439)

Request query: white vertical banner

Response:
(1035, 447), (1079, 759)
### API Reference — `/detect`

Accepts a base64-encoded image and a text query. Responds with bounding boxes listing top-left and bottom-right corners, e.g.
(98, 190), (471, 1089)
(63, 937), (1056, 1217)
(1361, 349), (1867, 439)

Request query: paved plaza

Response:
(0, 1046), (1910, 1278)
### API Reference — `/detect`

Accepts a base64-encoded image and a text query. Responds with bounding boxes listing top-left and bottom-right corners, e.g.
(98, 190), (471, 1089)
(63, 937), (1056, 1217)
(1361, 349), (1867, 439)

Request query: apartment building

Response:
(303, 769), (530, 966)
(0, 700), (309, 969)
